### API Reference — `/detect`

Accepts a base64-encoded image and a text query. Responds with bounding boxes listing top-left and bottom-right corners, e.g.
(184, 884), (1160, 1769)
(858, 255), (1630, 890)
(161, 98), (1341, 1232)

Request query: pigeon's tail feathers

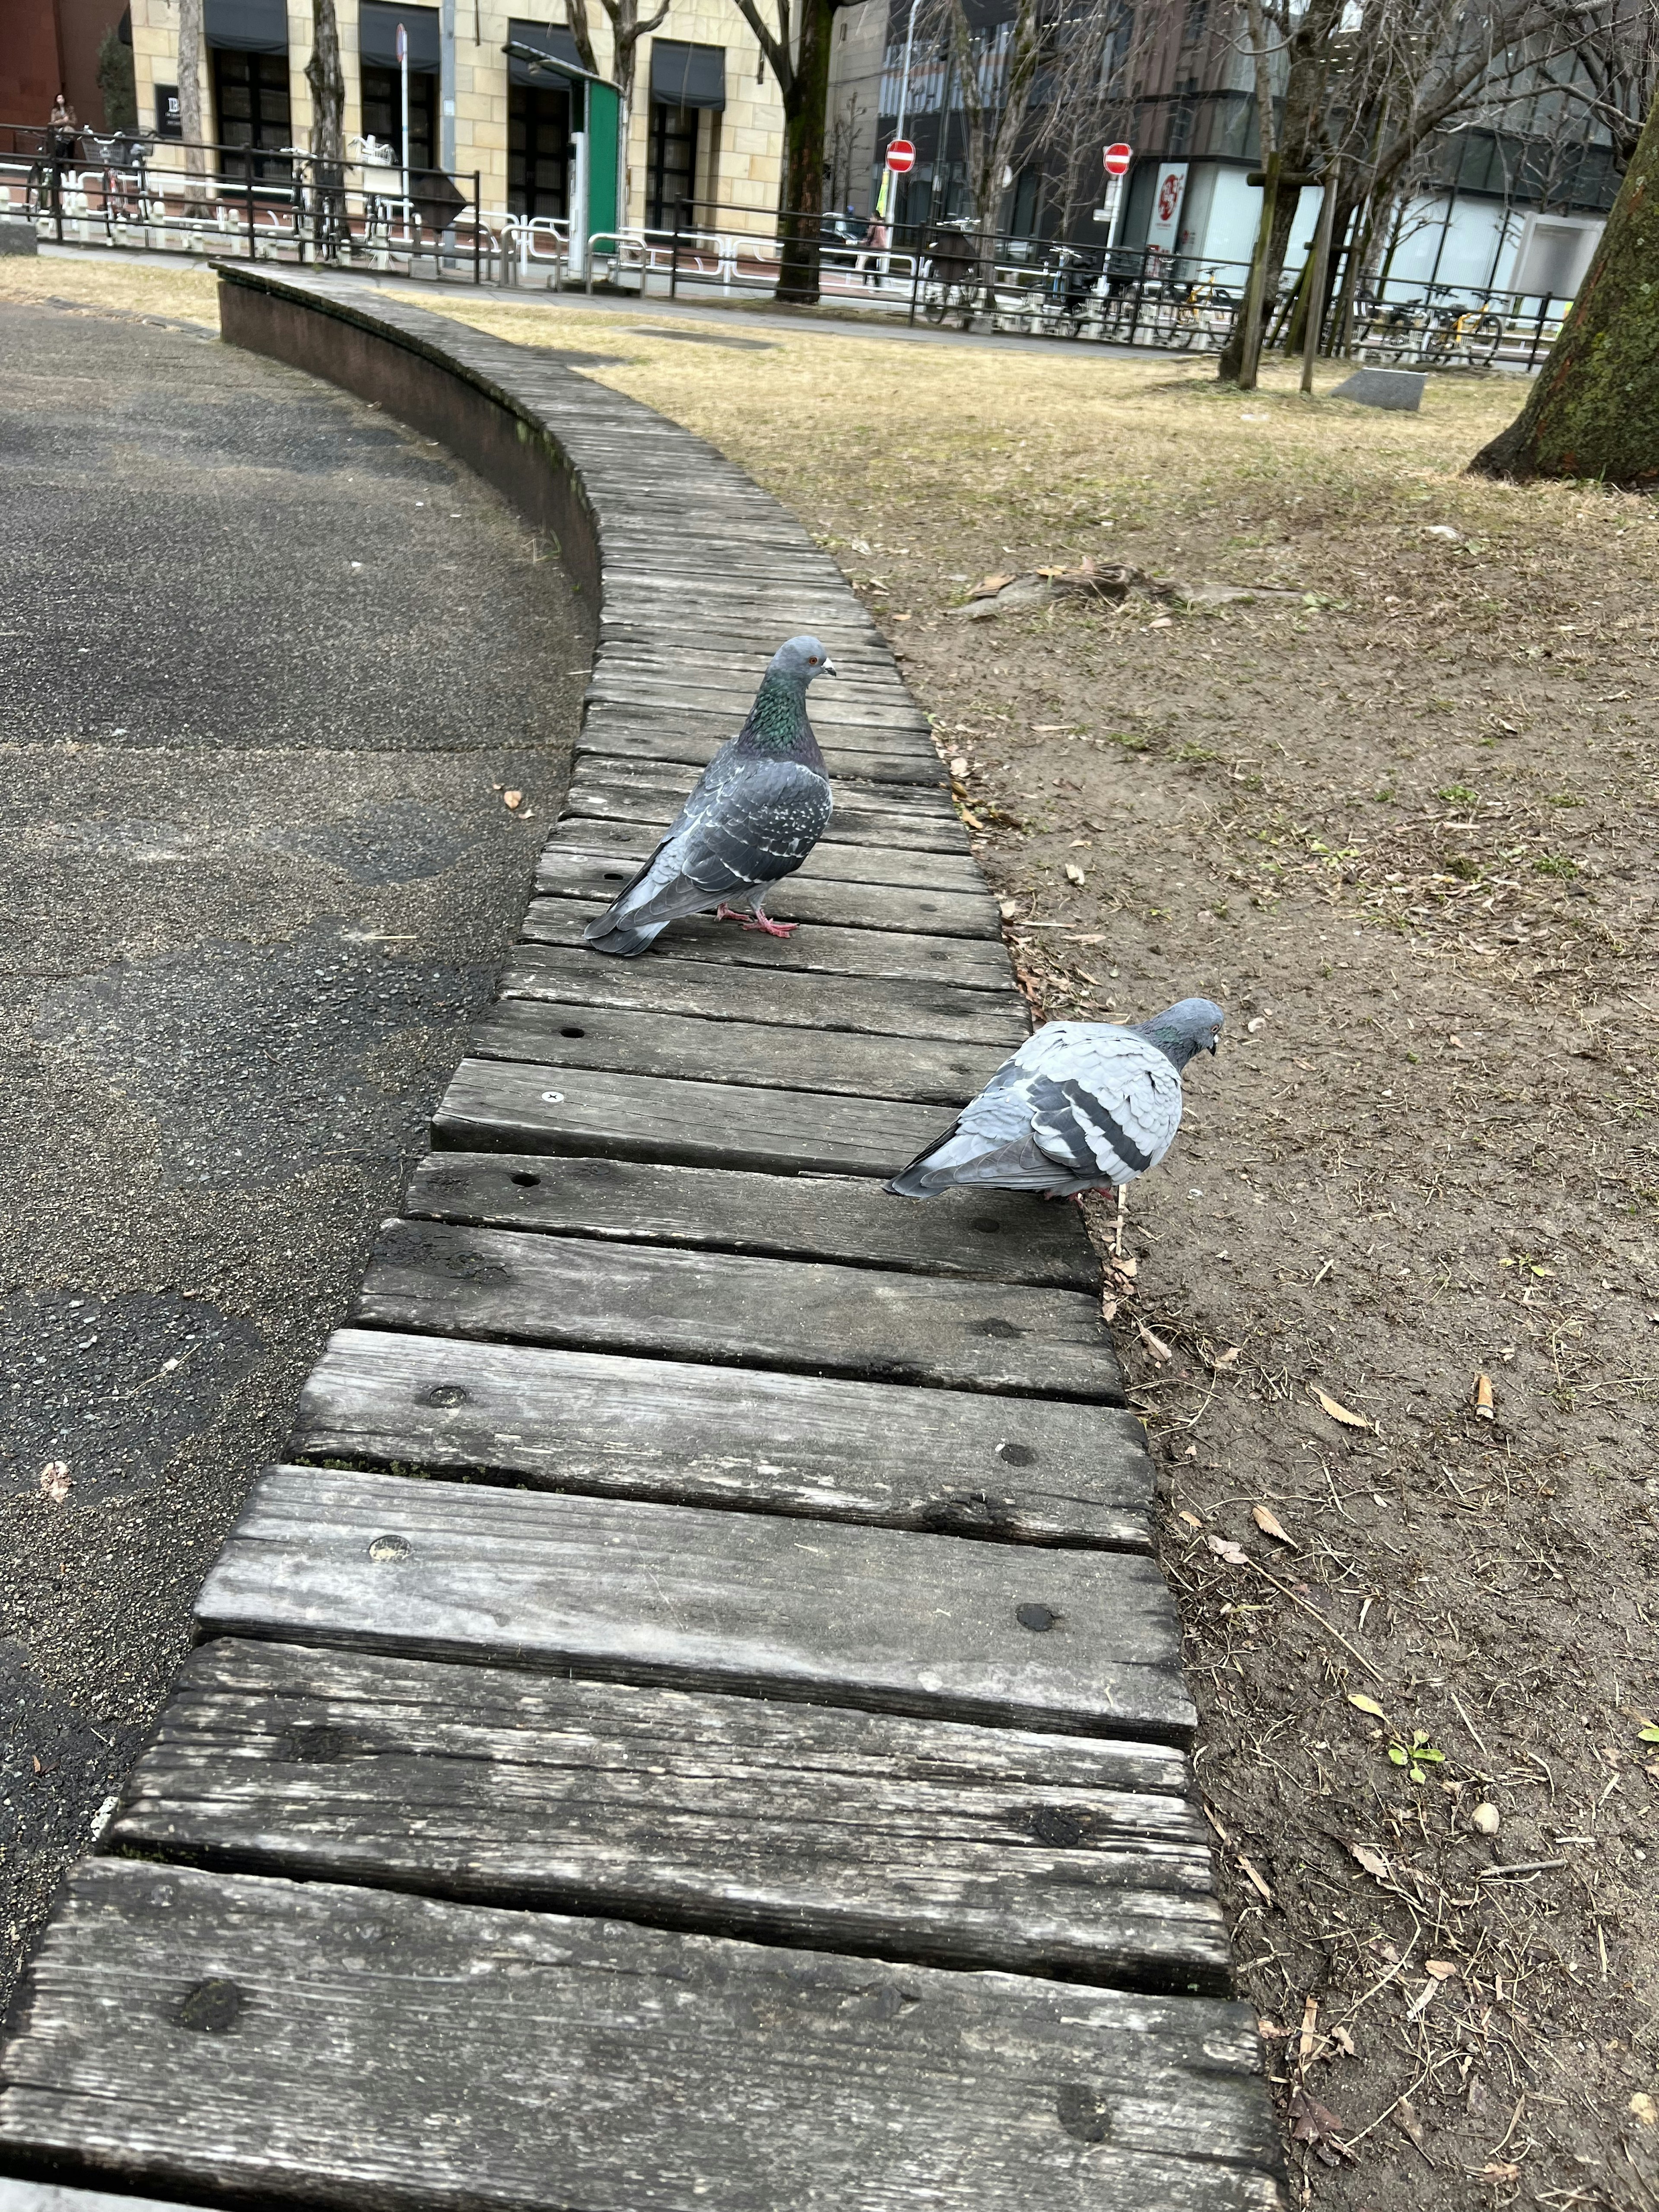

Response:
(887, 1123), (1075, 1198)
(582, 912), (669, 958)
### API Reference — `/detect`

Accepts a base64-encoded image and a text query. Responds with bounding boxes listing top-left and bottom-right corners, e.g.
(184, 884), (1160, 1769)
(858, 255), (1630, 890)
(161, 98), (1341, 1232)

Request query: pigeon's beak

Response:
(1208, 1037), (1220, 1054)
(822, 657), (839, 678)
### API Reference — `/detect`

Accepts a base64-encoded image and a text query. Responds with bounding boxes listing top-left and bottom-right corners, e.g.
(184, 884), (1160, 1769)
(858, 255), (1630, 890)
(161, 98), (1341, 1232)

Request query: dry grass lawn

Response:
(15, 256), (1659, 2212)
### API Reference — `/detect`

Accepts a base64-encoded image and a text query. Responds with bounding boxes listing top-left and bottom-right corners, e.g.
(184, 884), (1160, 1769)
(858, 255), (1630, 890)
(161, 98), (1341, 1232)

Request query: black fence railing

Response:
(656, 202), (1571, 367)
(1, 143), (1576, 365)
(0, 125), (483, 283)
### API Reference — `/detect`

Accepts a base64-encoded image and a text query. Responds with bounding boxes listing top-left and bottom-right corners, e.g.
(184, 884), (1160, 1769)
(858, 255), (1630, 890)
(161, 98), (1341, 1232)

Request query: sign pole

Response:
(1093, 143), (1132, 240)
(397, 22), (410, 227)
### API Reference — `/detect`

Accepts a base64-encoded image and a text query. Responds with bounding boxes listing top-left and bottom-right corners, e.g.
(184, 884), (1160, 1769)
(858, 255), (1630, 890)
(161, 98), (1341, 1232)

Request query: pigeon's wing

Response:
(887, 1022), (1182, 1196)
(601, 756), (833, 933)
(1020, 1024), (1184, 1183)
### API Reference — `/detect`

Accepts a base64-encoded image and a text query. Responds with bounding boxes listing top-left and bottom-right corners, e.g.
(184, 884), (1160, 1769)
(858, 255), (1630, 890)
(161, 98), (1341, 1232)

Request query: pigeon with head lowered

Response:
(886, 998), (1224, 1199)
(583, 636), (836, 958)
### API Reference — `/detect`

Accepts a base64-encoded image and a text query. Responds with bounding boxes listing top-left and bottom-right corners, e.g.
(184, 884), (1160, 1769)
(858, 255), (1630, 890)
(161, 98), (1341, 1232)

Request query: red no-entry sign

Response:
(886, 139), (916, 174)
(1103, 142), (1132, 176)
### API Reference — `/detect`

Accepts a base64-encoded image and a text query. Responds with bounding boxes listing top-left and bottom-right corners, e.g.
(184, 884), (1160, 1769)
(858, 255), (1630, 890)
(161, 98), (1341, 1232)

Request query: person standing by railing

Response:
(858, 211), (889, 289)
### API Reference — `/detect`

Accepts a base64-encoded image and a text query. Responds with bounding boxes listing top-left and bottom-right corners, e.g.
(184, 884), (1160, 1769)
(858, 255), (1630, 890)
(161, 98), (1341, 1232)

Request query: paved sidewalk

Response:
(0, 297), (585, 2009)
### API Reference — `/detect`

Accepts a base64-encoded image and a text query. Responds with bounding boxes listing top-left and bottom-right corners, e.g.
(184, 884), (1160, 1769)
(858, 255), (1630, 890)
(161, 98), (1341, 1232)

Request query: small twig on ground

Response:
(1246, 1560), (1387, 1683)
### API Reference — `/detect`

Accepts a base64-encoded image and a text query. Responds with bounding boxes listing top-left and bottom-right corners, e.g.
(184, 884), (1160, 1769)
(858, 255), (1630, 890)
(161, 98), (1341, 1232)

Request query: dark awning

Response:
(650, 40), (725, 110)
(203, 0), (288, 55)
(359, 1), (441, 71)
(506, 19), (583, 86)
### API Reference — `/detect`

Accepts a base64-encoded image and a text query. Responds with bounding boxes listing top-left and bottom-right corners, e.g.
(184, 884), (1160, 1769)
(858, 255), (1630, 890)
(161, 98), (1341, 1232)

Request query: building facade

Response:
(125, 0), (785, 226)
(827, 0), (1621, 302)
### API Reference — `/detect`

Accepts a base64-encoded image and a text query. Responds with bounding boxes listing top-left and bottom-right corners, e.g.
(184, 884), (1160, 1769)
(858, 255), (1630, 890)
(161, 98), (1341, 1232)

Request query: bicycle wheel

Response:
(1466, 312), (1503, 366)
(921, 285), (948, 326)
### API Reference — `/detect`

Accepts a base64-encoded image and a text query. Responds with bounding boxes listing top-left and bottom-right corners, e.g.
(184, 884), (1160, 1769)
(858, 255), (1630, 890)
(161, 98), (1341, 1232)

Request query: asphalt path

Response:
(0, 296), (585, 2009)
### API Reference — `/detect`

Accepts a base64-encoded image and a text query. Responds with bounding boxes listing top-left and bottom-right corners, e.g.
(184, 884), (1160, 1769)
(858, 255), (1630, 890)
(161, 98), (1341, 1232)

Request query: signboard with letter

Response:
(1144, 160), (1188, 254)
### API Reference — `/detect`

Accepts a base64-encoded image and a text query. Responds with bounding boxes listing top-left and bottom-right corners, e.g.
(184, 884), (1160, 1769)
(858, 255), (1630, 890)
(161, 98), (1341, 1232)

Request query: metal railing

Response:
(0, 124), (484, 284)
(0, 131), (1576, 365)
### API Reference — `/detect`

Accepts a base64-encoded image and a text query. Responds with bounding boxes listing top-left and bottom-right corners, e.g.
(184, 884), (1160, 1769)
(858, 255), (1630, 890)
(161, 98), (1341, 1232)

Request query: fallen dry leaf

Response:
(1630, 2093), (1659, 2127)
(1177, 1510), (1204, 1529)
(948, 754), (969, 776)
(1287, 2087), (1353, 2168)
(38, 1462), (71, 1503)
(503, 790), (523, 810)
(1348, 1692), (1389, 1720)
(1348, 1841), (1391, 1880)
(1481, 2162), (1521, 2183)
(1251, 1503), (1296, 1547)
(1100, 1296), (1119, 1322)
(1064, 862), (1087, 886)
(1424, 1958), (1459, 1980)
(1206, 1534), (1249, 1567)
(970, 572), (1015, 599)
(1329, 2024), (1357, 2057)
(1136, 1320), (1173, 1362)
(960, 808), (984, 830)
(1213, 1344), (1240, 1366)
(1311, 1385), (1372, 1431)
(1393, 2096), (1427, 2149)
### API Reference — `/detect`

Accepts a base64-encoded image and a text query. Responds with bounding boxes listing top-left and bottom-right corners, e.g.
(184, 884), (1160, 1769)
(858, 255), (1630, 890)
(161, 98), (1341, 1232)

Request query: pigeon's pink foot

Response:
(743, 913), (798, 938)
(714, 903), (749, 924)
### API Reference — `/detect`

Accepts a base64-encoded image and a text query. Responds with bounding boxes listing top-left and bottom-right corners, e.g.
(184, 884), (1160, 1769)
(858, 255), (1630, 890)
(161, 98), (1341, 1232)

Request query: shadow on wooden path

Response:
(0, 270), (1285, 2212)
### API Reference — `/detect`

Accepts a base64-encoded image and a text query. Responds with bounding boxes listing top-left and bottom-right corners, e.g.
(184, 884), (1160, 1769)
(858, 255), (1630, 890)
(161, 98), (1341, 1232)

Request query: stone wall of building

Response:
(128, 0), (784, 229)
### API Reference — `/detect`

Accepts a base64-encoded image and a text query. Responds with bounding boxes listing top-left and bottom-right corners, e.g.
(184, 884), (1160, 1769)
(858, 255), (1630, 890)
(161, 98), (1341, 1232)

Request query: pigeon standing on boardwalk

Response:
(583, 636), (836, 958)
(886, 998), (1224, 1199)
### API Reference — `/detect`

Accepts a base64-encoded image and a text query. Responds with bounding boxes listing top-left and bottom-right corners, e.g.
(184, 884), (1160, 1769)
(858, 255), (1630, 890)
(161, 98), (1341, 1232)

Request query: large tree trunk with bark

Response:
(777, 0), (835, 303)
(176, 0), (208, 190)
(1471, 85), (1659, 482)
(305, 0), (346, 256)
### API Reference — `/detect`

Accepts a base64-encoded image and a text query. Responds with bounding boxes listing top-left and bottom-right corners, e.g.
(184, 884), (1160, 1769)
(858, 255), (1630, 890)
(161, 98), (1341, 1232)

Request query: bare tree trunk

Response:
(778, 0), (836, 299)
(176, 0), (208, 192)
(564, 0), (601, 78)
(1471, 81), (1659, 481)
(305, 0), (346, 257)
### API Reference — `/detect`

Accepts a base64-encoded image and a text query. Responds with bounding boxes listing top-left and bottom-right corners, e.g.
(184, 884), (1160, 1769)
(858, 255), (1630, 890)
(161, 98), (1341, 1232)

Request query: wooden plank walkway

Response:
(0, 271), (1284, 2212)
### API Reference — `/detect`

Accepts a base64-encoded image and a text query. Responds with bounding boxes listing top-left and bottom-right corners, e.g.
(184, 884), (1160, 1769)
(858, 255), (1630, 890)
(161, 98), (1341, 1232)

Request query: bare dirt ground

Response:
(17, 257), (1659, 2211)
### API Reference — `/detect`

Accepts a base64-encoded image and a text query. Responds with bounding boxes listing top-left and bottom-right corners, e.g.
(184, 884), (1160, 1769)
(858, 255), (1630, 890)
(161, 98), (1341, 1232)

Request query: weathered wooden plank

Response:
(562, 769), (969, 852)
(432, 1058), (966, 1176)
(112, 1640), (1228, 1988)
(402, 1151), (1090, 1289)
(196, 1465), (1186, 1737)
(520, 898), (1017, 989)
(291, 1327), (1144, 1542)
(586, 674), (934, 740)
(0, 1860), (1281, 2211)
(468, 1000), (1004, 1106)
(546, 814), (987, 894)
(580, 717), (946, 787)
(535, 848), (1001, 938)
(499, 942), (1030, 1046)
(354, 1220), (1125, 1402)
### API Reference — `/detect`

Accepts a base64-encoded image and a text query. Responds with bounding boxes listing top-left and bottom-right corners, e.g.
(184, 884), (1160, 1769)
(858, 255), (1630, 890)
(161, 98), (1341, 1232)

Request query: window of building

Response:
(646, 40), (724, 228)
(647, 101), (697, 229)
(508, 83), (570, 217)
(359, 1), (441, 174)
(211, 48), (290, 176)
(361, 66), (437, 173)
